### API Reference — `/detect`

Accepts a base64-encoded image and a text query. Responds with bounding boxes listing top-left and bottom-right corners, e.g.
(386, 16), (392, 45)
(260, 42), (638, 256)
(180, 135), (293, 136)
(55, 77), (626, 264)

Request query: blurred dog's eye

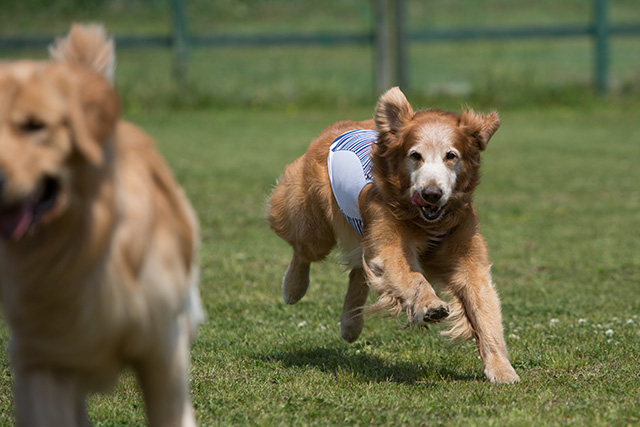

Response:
(19, 118), (46, 133)
(410, 152), (422, 161)
(445, 151), (458, 160)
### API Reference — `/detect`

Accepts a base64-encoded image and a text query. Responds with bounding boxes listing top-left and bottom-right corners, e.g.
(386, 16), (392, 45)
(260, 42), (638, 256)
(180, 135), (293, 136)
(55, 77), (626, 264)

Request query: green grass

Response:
(2, 103), (638, 425)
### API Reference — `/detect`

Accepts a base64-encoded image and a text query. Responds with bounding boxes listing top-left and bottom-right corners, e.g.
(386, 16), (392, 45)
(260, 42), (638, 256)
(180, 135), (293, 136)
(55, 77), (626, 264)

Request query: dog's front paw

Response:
(423, 300), (450, 322)
(485, 361), (520, 384)
(409, 298), (450, 325)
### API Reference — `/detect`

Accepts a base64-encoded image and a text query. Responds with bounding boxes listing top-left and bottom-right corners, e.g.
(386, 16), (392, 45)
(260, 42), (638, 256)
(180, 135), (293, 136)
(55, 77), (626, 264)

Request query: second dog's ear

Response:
(68, 67), (119, 166)
(50, 23), (116, 84)
(374, 87), (414, 136)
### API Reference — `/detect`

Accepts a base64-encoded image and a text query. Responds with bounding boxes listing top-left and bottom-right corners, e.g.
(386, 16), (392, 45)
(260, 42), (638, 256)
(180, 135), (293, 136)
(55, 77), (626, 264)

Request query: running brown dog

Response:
(268, 87), (519, 384)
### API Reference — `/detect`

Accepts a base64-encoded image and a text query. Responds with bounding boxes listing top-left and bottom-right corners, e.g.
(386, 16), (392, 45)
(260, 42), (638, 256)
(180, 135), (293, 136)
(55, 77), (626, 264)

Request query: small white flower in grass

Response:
(627, 319), (634, 325)
(550, 318), (559, 327)
(297, 321), (307, 328)
(612, 317), (619, 322)
(605, 329), (614, 337)
(578, 318), (587, 324)
(509, 333), (520, 340)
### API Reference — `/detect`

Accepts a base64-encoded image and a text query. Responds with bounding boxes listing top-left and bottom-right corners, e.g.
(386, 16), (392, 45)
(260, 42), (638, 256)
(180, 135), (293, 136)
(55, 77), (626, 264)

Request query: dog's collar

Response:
(425, 229), (450, 250)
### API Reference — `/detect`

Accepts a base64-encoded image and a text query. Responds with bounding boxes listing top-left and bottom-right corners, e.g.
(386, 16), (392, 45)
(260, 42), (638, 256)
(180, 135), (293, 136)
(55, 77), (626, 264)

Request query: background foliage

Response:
(1, 0), (640, 109)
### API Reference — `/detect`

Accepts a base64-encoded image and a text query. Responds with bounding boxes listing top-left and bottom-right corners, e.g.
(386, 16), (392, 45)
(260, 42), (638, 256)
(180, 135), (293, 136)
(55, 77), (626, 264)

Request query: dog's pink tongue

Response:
(411, 191), (428, 206)
(0, 202), (34, 241)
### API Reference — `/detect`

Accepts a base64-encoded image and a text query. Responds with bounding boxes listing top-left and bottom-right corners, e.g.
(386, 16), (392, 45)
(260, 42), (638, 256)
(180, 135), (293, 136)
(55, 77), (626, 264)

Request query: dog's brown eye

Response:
(445, 151), (458, 160)
(410, 152), (422, 161)
(19, 118), (46, 133)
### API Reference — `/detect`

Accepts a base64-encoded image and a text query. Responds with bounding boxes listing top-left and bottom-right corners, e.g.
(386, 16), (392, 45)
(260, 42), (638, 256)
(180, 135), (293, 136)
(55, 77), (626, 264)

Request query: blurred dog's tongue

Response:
(0, 201), (34, 241)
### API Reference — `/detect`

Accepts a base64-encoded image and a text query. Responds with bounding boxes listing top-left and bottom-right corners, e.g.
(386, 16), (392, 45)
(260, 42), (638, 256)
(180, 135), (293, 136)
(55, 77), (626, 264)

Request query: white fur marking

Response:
(408, 122), (459, 204)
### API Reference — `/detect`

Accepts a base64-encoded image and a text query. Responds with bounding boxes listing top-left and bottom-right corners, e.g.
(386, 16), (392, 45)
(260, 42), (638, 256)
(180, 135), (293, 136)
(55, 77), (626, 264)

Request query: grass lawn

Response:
(2, 102), (638, 425)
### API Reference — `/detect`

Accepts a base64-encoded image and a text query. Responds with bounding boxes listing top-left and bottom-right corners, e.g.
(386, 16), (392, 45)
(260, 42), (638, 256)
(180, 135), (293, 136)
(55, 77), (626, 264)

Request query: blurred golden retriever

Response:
(268, 87), (519, 383)
(0, 25), (203, 425)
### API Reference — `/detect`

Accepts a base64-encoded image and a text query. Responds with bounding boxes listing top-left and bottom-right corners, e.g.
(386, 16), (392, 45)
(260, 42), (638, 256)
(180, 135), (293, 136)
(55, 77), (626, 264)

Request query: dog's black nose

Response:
(421, 186), (443, 204)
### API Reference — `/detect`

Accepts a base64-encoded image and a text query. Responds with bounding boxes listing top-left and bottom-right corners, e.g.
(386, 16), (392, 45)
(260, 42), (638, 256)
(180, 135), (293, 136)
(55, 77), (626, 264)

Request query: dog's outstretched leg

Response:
(455, 276), (520, 384)
(443, 237), (520, 384)
(340, 267), (369, 342)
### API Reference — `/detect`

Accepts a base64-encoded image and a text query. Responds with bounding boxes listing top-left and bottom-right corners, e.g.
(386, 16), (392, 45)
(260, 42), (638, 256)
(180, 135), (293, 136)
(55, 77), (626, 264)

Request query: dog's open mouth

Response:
(0, 177), (60, 241)
(419, 204), (444, 222)
(411, 191), (445, 222)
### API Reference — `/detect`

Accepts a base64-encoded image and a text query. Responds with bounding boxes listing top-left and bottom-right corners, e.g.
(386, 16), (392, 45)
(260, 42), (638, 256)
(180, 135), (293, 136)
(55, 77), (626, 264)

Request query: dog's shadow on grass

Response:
(257, 345), (481, 385)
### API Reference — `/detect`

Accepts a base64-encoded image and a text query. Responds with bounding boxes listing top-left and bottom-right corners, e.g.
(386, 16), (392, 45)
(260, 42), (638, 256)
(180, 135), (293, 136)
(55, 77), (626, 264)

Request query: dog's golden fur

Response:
(0, 25), (203, 425)
(268, 87), (519, 383)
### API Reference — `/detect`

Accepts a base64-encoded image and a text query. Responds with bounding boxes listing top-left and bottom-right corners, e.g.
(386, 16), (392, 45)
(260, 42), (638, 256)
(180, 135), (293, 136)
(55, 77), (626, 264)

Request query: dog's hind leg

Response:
(340, 267), (369, 342)
(269, 155), (337, 304)
(282, 230), (335, 304)
(282, 251), (311, 304)
(282, 234), (336, 304)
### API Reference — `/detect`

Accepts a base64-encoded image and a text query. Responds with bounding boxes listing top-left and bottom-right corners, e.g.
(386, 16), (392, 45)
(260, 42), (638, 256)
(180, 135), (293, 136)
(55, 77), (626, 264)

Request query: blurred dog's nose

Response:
(421, 186), (443, 204)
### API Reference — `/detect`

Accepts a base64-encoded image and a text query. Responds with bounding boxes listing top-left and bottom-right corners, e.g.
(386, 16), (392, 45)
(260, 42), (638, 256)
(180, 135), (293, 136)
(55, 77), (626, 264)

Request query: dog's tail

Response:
(49, 24), (115, 83)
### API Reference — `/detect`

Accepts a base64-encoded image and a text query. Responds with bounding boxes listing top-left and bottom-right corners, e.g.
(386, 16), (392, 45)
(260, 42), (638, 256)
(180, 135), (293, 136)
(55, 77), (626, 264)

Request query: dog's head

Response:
(0, 60), (119, 241)
(372, 87), (500, 225)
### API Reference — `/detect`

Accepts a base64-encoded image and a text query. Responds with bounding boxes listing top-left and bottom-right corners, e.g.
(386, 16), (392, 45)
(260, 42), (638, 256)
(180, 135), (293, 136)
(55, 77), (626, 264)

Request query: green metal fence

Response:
(1, 0), (638, 96)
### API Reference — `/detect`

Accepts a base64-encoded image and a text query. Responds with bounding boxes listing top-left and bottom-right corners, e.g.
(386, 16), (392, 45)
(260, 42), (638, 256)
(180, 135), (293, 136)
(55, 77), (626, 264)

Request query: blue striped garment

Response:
(328, 129), (378, 237)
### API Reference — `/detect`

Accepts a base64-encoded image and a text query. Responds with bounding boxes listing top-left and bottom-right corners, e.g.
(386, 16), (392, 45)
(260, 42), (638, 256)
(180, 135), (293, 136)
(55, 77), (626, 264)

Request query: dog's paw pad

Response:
(423, 303), (450, 322)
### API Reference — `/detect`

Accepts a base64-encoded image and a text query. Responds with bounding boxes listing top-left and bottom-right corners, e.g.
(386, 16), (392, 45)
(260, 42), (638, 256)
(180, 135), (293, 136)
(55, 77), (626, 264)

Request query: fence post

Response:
(593, 0), (609, 94)
(374, 0), (391, 94)
(394, 0), (408, 91)
(171, 0), (189, 86)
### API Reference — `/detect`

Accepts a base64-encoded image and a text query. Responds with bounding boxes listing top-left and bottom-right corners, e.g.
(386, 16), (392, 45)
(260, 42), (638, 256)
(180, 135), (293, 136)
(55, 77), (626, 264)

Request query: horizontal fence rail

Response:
(190, 32), (374, 47)
(3, 24), (638, 49)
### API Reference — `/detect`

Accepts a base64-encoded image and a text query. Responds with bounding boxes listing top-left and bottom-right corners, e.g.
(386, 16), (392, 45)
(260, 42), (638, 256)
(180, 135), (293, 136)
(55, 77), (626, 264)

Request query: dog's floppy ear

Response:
(459, 109), (500, 151)
(374, 87), (414, 135)
(50, 23), (115, 84)
(68, 68), (119, 166)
